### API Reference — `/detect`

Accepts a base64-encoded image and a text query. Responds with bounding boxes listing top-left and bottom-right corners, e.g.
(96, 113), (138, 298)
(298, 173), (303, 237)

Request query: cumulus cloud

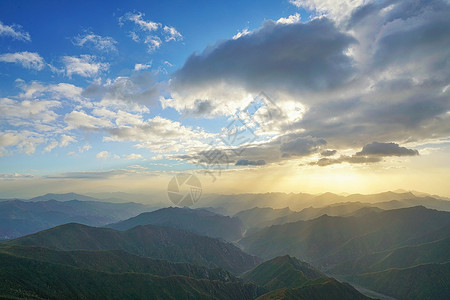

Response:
(310, 155), (382, 166)
(65, 110), (112, 130)
(167, 0), (450, 169)
(96, 151), (110, 159)
(124, 153), (143, 160)
(62, 55), (109, 78)
(0, 52), (44, 70)
(73, 32), (118, 52)
(134, 62), (152, 71)
(81, 72), (159, 112)
(169, 18), (356, 116)
(163, 25), (182, 42)
(0, 21), (31, 41)
(321, 149), (337, 156)
(356, 142), (419, 157)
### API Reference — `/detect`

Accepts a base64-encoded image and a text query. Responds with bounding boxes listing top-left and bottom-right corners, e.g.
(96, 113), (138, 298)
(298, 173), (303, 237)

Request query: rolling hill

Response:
(6, 223), (261, 274)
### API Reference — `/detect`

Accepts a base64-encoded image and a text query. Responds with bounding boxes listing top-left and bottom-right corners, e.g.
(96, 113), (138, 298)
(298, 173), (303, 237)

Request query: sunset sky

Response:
(1, 0), (449, 199)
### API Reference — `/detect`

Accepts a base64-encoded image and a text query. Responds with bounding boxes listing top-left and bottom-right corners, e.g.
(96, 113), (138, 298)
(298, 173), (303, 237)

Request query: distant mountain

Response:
(200, 191), (450, 214)
(30, 192), (102, 202)
(239, 206), (450, 267)
(330, 236), (450, 275)
(6, 223), (261, 274)
(234, 207), (294, 230)
(256, 278), (371, 300)
(0, 199), (156, 240)
(352, 262), (450, 300)
(242, 255), (325, 290)
(0, 251), (262, 300)
(107, 207), (244, 242)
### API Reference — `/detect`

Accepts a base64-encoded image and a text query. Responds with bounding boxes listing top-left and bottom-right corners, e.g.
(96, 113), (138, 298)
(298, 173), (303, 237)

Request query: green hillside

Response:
(5, 223), (261, 274)
(352, 262), (450, 299)
(242, 255), (324, 290)
(0, 251), (262, 300)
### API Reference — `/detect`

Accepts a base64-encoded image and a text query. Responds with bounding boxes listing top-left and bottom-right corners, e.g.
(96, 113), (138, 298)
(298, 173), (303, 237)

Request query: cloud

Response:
(289, 0), (367, 21)
(120, 11), (182, 52)
(0, 131), (44, 155)
(81, 72), (159, 112)
(235, 159), (266, 166)
(0, 97), (60, 128)
(310, 155), (382, 166)
(62, 55), (109, 78)
(43, 141), (58, 153)
(232, 28), (250, 40)
(122, 12), (161, 31)
(163, 25), (182, 42)
(96, 150), (110, 159)
(73, 32), (118, 52)
(60, 134), (76, 147)
(276, 13), (301, 24)
(124, 153), (143, 160)
(321, 149), (337, 156)
(65, 110), (112, 130)
(280, 137), (326, 157)
(169, 18), (356, 116)
(0, 21), (31, 41)
(0, 52), (44, 70)
(134, 62), (152, 71)
(356, 142), (419, 157)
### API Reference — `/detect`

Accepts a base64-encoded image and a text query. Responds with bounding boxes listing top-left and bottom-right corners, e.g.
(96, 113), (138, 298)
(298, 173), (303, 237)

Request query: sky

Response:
(0, 0), (449, 199)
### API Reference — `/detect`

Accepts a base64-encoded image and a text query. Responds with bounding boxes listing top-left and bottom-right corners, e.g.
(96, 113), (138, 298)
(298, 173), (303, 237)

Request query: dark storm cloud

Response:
(235, 159), (266, 166)
(172, 18), (356, 94)
(356, 142), (419, 157)
(280, 137), (326, 157)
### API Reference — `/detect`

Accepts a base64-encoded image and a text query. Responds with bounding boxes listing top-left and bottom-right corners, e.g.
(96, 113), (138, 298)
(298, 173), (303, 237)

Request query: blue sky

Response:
(1, 0), (449, 198)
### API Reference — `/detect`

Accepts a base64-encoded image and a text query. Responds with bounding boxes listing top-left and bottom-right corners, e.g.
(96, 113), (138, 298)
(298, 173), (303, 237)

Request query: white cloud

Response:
(60, 134), (76, 147)
(96, 150), (110, 159)
(123, 12), (161, 31)
(62, 55), (109, 78)
(0, 97), (60, 127)
(73, 32), (118, 52)
(0, 52), (44, 70)
(276, 13), (301, 24)
(124, 153), (143, 160)
(233, 28), (250, 40)
(0, 21), (31, 41)
(289, 0), (367, 21)
(78, 144), (92, 153)
(163, 25), (182, 41)
(43, 141), (58, 153)
(134, 62), (152, 71)
(64, 110), (112, 130)
(144, 36), (162, 52)
(0, 130), (45, 155)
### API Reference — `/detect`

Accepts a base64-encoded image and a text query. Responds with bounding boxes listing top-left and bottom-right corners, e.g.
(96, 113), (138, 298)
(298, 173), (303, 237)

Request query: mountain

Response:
(0, 244), (238, 282)
(107, 207), (244, 242)
(242, 255), (325, 290)
(256, 278), (371, 300)
(0, 251), (262, 300)
(352, 262), (450, 300)
(0, 199), (156, 240)
(6, 223), (261, 274)
(234, 207), (294, 230)
(199, 191), (450, 215)
(30, 192), (102, 202)
(239, 206), (450, 267)
(330, 236), (450, 275)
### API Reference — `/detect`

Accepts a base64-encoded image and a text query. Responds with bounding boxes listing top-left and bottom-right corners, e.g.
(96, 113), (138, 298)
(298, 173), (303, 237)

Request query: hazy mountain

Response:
(352, 262), (450, 300)
(239, 206), (450, 267)
(107, 207), (244, 242)
(30, 192), (103, 202)
(0, 199), (156, 240)
(330, 236), (450, 275)
(242, 255), (325, 290)
(0, 251), (262, 300)
(235, 207), (294, 230)
(6, 223), (261, 274)
(200, 191), (450, 214)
